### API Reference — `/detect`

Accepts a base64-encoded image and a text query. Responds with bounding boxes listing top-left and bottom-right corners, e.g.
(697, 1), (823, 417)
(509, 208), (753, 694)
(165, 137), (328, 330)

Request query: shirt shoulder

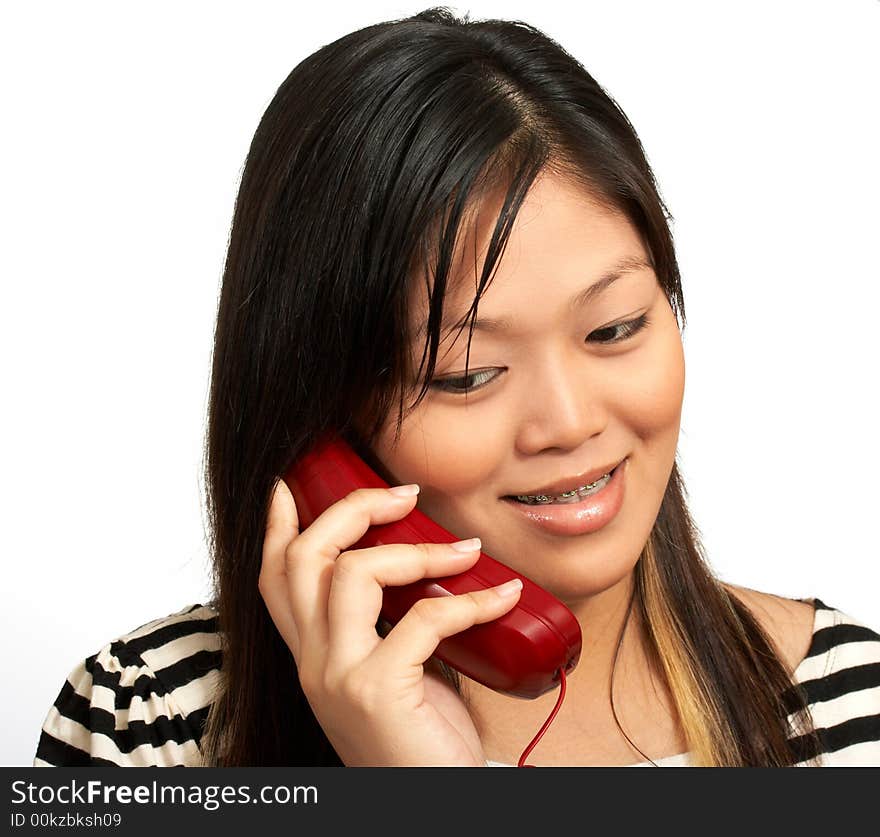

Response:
(791, 599), (880, 766)
(723, 583), (817, 672)
(33, 603), (222, 767)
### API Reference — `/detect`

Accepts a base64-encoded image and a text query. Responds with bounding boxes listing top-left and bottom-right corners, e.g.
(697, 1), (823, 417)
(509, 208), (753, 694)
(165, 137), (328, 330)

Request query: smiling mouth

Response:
(504, 462), (622, 505)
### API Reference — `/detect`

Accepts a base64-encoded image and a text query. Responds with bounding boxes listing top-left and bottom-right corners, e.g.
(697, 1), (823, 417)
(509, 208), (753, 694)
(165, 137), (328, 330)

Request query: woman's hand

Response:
(258, 477), (523, 766)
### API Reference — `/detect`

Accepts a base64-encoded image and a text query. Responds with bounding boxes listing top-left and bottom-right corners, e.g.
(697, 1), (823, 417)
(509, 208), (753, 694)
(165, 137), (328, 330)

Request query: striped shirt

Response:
(33, 598), (880, 767)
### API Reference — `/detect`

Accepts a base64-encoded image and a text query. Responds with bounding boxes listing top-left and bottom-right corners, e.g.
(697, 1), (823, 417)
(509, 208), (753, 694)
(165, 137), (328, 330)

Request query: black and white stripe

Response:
(34, 599), (880, 767)
(34, 604), (220, 767)
(785, 599), (880, 766)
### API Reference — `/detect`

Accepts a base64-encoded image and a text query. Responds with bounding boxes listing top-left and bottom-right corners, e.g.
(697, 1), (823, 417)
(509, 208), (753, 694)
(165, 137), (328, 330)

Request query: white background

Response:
(2, 1), (878, 766)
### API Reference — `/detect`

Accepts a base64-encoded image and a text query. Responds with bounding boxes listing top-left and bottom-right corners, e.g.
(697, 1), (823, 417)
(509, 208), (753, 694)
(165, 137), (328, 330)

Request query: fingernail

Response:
(388, 483), (420, 497)
(450, 537), (481, 553)
(493, 578), (523, 597)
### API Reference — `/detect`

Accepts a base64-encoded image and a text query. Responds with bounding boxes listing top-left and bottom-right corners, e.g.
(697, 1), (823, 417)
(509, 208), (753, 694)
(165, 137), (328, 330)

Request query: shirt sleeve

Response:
(33, 640), (205, 767)
(793, 605), (880, 766)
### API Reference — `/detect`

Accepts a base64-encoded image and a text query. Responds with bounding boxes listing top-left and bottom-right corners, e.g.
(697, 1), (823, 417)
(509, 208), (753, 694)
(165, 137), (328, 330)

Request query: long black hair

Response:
(200, 6), (819, 766)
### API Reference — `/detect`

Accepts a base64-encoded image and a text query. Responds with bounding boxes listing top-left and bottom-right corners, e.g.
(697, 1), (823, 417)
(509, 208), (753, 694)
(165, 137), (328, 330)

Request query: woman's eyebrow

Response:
(439, 254), (654, 336)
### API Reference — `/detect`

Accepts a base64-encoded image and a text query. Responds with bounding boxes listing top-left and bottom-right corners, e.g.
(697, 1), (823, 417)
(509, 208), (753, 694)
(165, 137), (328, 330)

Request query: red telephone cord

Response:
(516, 666), (567, 767)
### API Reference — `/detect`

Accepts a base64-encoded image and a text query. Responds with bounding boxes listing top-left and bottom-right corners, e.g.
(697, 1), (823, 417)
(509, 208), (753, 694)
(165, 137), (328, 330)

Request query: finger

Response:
(282, 486), (420, 642)
(325, 539), (484, 669)
(258, 477), (305, 659)
(367, 579), (523, 674)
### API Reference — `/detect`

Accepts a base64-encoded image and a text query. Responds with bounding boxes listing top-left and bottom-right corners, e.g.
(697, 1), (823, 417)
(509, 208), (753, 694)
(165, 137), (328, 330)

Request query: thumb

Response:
(259, 476), (303, 661)
(265, 475), (300, 547)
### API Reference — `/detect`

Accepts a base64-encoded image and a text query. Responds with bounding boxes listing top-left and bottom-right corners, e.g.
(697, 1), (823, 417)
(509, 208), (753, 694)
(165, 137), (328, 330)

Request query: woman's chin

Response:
(513, 557), (637, 608)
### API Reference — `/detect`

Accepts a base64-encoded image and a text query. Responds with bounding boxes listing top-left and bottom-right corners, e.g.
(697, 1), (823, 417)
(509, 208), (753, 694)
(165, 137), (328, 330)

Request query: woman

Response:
(34, 7), (880, 767)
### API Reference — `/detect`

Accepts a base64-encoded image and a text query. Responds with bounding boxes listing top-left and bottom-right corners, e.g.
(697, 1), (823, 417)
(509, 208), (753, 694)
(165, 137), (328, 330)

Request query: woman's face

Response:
(370, 171), (685, 605)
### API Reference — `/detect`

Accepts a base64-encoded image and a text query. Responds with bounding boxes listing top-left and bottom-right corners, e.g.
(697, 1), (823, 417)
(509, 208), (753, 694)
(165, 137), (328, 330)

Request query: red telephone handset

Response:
(282, 433), (582, 699)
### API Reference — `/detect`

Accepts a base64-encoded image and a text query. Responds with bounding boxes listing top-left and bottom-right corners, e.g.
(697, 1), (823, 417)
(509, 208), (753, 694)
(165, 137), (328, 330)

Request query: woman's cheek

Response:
(381, 403), (504, 495)
(372, 405), (504, 538)
(621, 329), (685, 439)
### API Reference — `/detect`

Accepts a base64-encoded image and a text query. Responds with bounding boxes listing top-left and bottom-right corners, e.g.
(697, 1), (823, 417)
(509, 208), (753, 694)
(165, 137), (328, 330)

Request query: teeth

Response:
(514, 472), (612, 505)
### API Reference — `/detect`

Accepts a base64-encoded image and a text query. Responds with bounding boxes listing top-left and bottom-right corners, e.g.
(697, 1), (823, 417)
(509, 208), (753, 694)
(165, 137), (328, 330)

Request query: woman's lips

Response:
(501, 458), (627, 536)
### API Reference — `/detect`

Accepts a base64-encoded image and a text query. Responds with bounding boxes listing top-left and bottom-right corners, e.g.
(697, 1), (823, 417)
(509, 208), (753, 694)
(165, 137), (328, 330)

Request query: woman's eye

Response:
(429, 315), (649, 396)
(587, 313), (650, 344)
(429, 368), (499, 395)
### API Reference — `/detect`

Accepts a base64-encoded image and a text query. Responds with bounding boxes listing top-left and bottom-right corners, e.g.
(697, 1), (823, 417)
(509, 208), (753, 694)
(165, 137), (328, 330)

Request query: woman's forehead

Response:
(405, 177), (641, 338)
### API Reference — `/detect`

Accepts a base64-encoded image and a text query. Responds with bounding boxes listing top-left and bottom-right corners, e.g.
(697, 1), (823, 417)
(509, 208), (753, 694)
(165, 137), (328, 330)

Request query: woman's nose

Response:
(514, 355), (607, 454)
